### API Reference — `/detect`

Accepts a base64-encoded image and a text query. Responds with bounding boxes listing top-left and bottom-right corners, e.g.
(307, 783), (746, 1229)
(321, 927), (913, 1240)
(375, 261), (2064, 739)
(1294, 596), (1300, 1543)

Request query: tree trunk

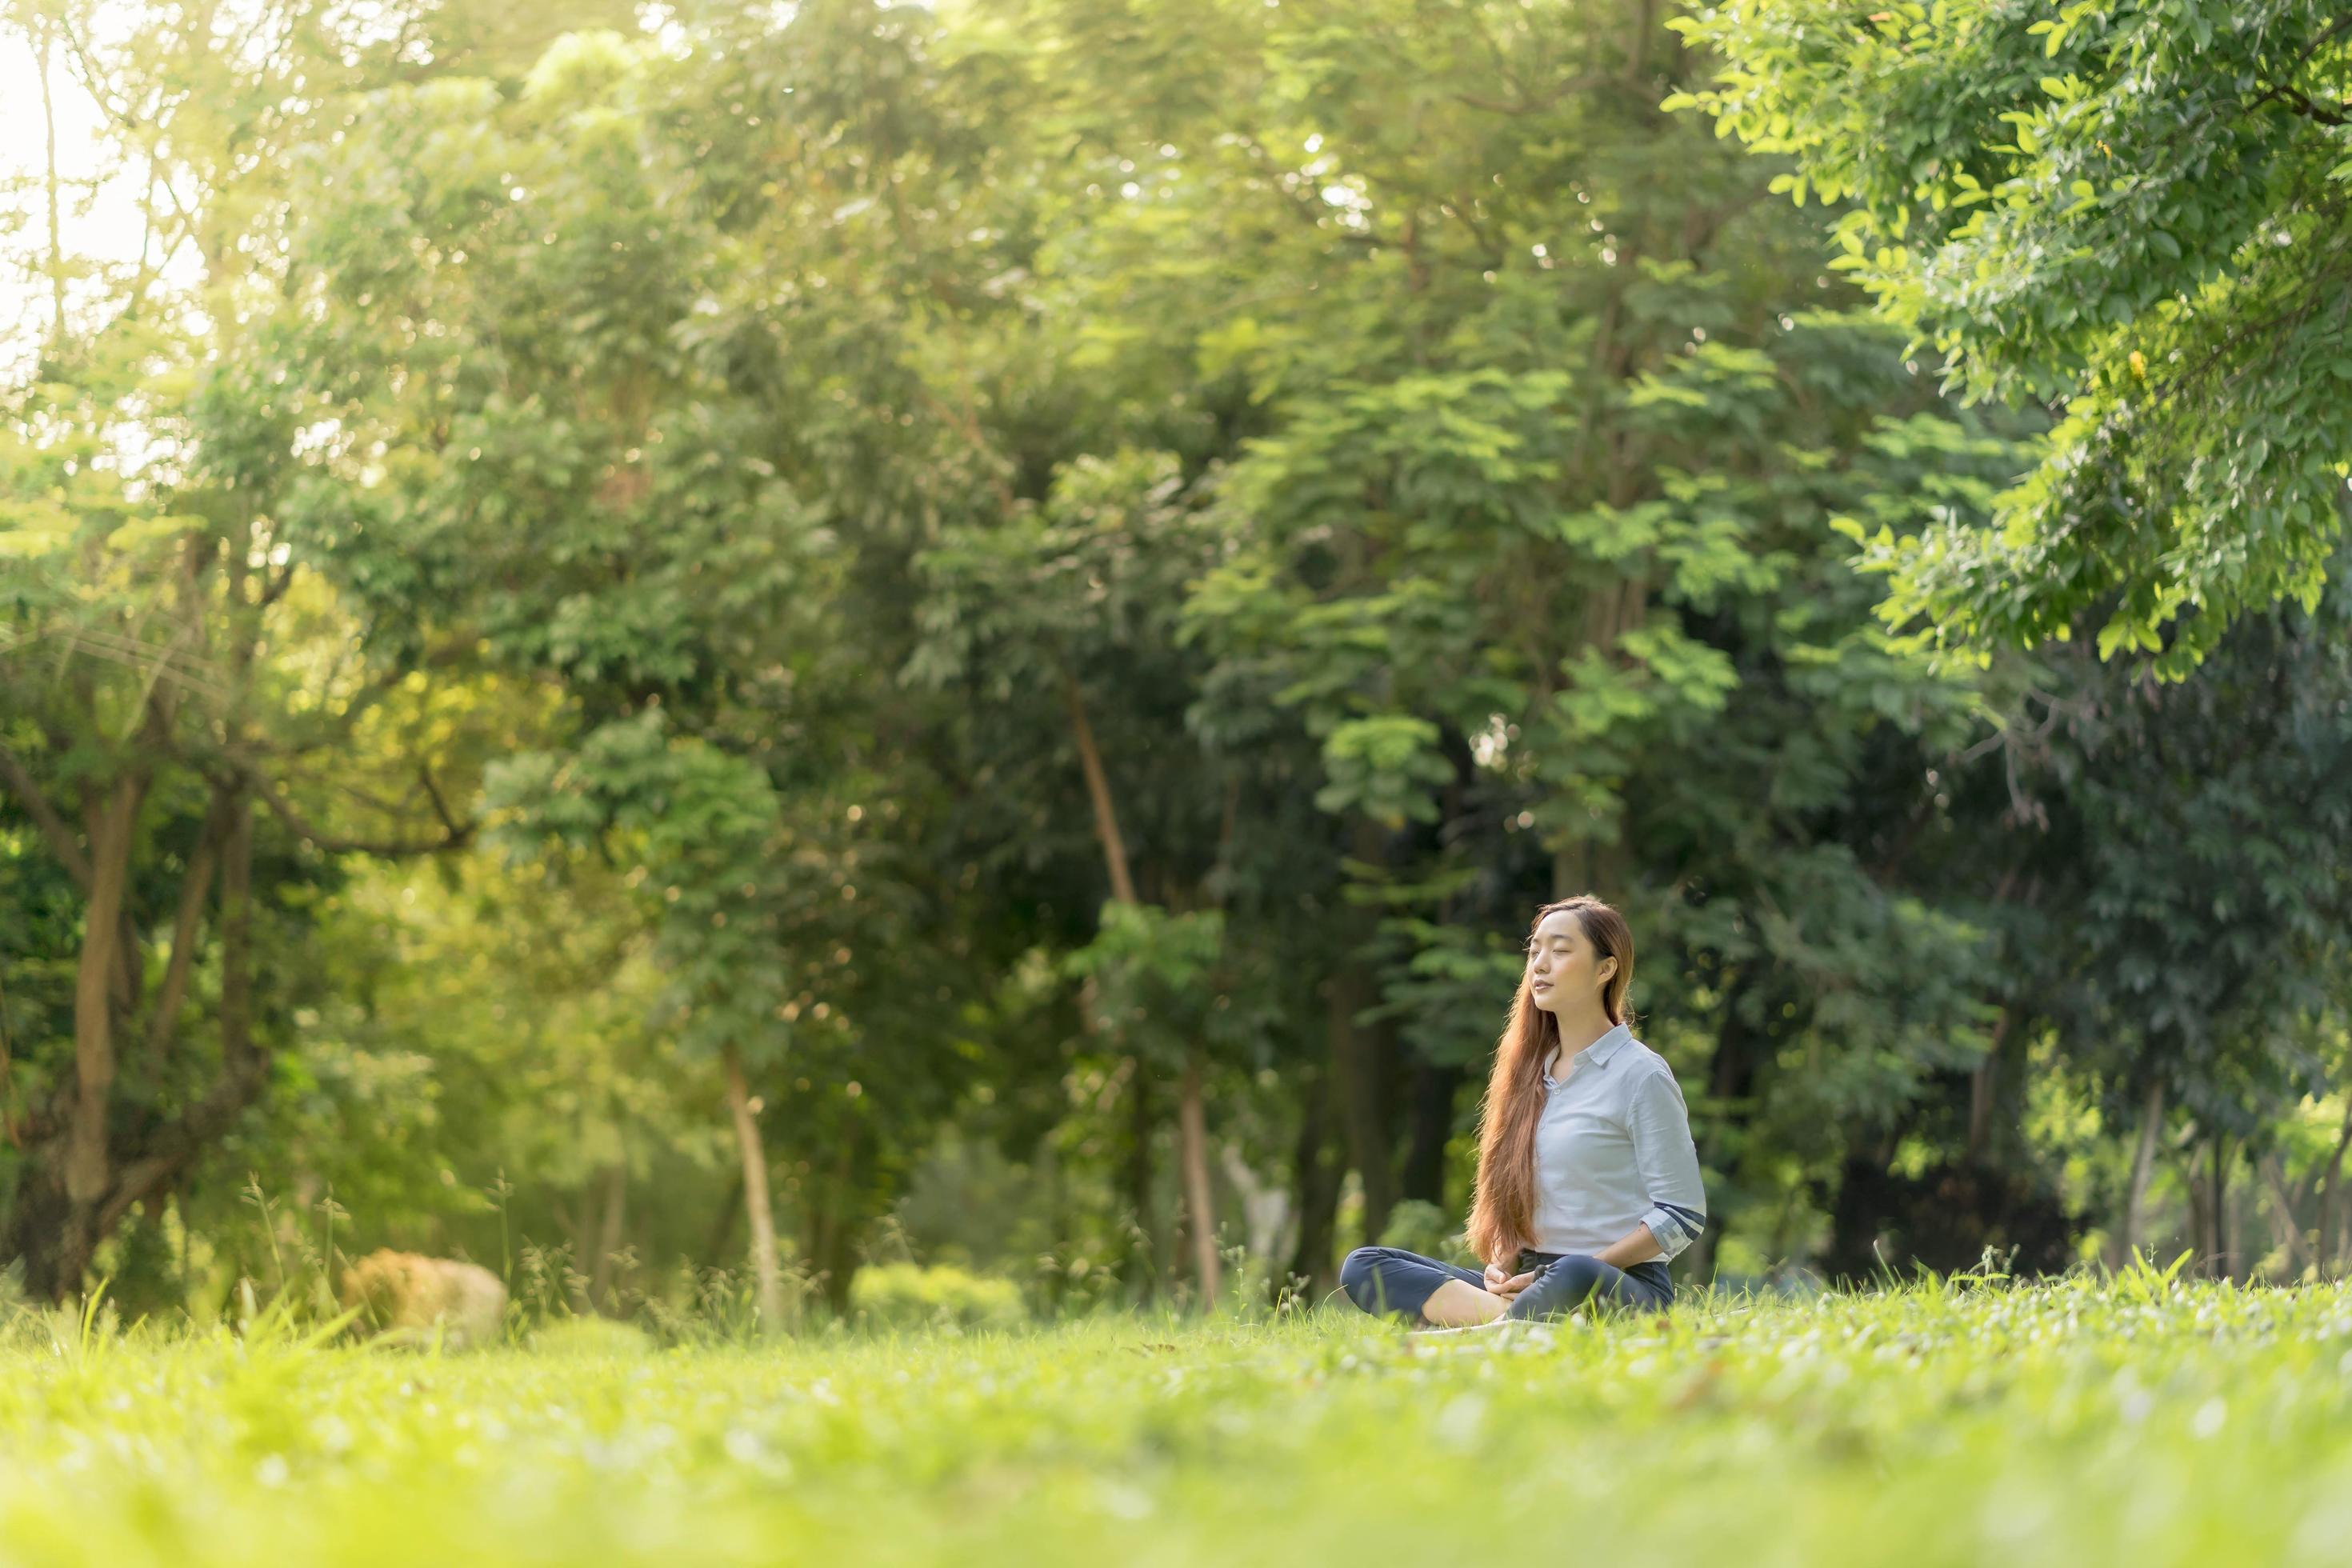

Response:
(142, 850), (215, 1060)
(2187, 1138), (2217, 1278)
(1399, 1059), (1462, 1206)
(2262, 1152), (2312, 1278)
(1062, 670), (1138, 906)
(1, 1165), (86, 1301)
(36, 20), (70, 342)
(140, 796), (233, 1069)
(1550, 838), (1629, 903)
(1966, 1006), (2015, 1163)
(1120, 1058), (1158, 1297)
(2210, 1135), (2234, 1282)
(1699, 974), (1761, 1163)
(1064, 670), (1218, 1305)
(1036, 1130), (1068, 1314)
(1177, 1046), (1219, 1309)
(808, 1123), (863, 1314)
(2315, 1097), (2352, 1273)
(588, 1159), (626, 1314)
(722, 1043), (784, 1335)
(1217, 1140), (1290, 1263)
(65, 778), (141, 1214)
(1683, 977), (1758, 1284)
(810, 1218), (857, 1314)
(1626, 0), (1657, 81)
(2116, 1075), (2166, 1267)
(1285, 1066), (1343, 1303)
(704, 1173), (744, 1270)
(56, 790), (271, 1287)
(1328, 966), (1396, 1246)
(216, 793), (257, 1077)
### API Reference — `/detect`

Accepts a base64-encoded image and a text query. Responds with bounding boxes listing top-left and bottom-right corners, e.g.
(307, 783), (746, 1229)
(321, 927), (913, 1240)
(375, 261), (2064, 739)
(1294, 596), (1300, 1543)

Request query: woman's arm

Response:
(1628, 1066), (1708, 1260)
(1492, 1223), (1659, 1302)
(1593, 1222), (1666, 1270)
(1494, 1064), (1706, 1303)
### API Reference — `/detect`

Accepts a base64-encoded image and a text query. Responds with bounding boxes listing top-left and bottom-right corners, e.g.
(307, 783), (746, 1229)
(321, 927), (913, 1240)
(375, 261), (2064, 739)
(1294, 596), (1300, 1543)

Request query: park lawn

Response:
(1, 1274), (2349, 1567)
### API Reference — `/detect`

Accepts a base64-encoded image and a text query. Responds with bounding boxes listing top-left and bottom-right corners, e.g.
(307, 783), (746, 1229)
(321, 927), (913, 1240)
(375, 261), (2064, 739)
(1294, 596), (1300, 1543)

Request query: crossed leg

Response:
(1339, 1246), (1667, 1330)
(1338, 1246), (1506, 1326)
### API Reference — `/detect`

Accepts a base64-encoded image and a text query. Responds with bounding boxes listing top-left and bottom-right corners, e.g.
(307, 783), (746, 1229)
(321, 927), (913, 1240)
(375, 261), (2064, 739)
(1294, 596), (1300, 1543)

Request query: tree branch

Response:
(2260, 82), (2351, 126)
(140, 795), (231, 1063)
(418, 765), (465, 840)
(2246, 14), (2352, 128)
(258, 637), (481, 758)
(257, 559), (298, 609)
(0, 743), (94, 891)
(98, 798), (263, 1238)
(250, 770), (474, 857)
(48, 11), (202, 237)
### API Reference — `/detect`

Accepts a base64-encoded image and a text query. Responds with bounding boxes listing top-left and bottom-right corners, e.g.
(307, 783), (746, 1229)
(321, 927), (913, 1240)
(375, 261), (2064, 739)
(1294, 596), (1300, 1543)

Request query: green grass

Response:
(5, 1270), (2352, 1566)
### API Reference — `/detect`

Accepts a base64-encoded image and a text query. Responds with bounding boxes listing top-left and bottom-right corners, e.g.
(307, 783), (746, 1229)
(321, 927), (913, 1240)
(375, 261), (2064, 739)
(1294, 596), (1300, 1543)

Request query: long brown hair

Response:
(1464, 896), (1636, 1268)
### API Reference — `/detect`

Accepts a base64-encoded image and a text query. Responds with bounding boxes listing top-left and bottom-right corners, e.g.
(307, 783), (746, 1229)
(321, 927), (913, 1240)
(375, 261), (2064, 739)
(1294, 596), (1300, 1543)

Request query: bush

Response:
(849, 1262), (1027, 1333)
(1378, 1200), (1477, 1266)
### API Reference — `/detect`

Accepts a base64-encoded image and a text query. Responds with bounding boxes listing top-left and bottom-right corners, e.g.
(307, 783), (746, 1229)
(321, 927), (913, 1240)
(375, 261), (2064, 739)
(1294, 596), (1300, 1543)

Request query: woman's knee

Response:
(1339, 1246), (1386, 1306)
(1546, 1254), (1606, 1298)
(1510, 1253), (1606, 1319)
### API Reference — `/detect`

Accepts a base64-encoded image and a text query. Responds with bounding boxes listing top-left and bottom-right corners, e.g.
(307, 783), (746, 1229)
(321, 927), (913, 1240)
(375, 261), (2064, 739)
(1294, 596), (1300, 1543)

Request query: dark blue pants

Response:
(1339, 1246), (1673, 1324)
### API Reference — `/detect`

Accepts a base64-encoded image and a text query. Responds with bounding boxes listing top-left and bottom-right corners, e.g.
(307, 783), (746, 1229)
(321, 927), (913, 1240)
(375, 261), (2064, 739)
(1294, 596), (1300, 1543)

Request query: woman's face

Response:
(1525, 910), (1615, 1016)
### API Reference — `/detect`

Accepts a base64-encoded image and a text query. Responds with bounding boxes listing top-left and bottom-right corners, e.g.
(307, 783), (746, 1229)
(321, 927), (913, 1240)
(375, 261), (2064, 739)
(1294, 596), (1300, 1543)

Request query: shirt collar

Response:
(1543, 1022), (1634, 1082)
(1587, 1022), (1634, 1066)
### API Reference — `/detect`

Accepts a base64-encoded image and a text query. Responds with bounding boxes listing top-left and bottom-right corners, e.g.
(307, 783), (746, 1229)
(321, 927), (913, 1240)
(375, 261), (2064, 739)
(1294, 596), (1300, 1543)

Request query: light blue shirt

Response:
(1533, 1022), (1706, 1262)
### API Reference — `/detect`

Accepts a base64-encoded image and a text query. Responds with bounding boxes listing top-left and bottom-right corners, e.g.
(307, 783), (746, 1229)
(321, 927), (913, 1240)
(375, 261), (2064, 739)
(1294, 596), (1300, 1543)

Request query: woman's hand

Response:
(1483, 1263), (1537, 1302)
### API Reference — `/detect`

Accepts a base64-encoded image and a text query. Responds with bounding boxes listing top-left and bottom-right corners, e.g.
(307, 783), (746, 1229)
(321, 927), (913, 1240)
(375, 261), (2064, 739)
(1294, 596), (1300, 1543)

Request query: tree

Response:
(262, 19), (1019, 1316)
(23, 0), (2338, 1313)
(1670, 0), (2352, 674)
(1004, 0), (2026, 1277)
(1970, 552), (2352, 1273)
(0, 0), (503, 1299)
(906, 451), (1271, 1305)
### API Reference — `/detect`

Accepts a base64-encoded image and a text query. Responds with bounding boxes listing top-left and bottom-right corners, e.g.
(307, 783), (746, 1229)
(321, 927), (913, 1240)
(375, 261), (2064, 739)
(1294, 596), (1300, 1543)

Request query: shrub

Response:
(1378, 1200), (1477, 1266)
(849, 1262), (1027, 1333)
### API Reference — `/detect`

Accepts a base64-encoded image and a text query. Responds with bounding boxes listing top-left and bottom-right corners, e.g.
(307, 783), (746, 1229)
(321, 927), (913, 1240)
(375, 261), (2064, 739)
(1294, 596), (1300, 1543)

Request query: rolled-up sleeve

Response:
(1630, 1066), (1707, 1261)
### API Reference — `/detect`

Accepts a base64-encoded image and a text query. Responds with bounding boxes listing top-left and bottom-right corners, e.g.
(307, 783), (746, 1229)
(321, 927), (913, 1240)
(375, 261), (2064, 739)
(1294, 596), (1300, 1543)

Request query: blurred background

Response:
(2, 0), (2347, 1333)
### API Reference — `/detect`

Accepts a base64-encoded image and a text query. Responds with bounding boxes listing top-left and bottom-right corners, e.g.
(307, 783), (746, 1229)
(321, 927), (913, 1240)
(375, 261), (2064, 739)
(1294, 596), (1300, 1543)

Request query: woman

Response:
(1339, 896), (1705, 1329)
